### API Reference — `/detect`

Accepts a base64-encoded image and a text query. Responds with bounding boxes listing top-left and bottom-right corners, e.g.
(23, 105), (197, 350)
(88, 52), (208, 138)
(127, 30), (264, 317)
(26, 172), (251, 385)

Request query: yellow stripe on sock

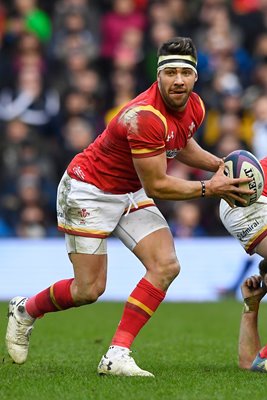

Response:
(50, 285), (63, 310)
(127, 296), (154, 316)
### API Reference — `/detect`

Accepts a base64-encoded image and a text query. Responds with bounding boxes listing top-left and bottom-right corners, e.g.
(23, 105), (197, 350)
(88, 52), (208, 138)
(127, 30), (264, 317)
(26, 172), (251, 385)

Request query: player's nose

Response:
(173, 73), (184, 85)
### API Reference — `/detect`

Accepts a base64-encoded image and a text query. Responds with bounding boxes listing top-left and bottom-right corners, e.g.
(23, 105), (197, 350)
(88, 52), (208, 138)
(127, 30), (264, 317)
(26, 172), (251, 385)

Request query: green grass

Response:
(1, 301), (267, 400)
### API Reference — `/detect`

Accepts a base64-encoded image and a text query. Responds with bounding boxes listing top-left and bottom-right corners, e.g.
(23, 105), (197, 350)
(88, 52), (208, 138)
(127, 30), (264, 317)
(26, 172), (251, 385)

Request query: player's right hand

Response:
(241, 275), (267, 301)
(208, 162), (254, 208)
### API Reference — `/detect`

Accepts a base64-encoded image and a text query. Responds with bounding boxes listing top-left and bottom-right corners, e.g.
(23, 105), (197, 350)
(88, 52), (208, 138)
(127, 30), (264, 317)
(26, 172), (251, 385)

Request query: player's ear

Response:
(195, 73), (198, 82)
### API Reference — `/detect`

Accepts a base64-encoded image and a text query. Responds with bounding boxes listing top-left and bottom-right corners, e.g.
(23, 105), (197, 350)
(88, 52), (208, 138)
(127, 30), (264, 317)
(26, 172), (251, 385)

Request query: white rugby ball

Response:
(224, 150), (265, 207)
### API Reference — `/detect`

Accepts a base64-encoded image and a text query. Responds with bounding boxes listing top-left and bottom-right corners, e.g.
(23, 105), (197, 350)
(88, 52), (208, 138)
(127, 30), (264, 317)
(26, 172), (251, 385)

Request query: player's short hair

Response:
(157, 37), (198, 74)
(157, 37), (197, 62)
(259, 258), (267, 277)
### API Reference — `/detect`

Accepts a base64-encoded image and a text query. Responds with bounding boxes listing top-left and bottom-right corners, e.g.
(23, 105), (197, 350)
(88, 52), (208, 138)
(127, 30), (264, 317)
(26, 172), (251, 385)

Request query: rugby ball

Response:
(224, 150), (265, 207)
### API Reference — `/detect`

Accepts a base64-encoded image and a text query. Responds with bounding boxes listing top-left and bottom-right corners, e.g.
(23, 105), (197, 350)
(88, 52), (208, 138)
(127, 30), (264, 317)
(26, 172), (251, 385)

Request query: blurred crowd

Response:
(0, 0), (267, 239)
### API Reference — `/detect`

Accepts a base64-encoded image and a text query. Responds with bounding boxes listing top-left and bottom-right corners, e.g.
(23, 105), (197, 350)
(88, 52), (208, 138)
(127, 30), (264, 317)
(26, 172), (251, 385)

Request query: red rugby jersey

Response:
(260, 157), (267, 197)
(67, 82), (205, 194)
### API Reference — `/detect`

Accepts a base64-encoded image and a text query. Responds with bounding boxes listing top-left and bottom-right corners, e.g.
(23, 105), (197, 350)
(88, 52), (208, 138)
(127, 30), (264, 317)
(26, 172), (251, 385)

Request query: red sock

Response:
(260, 344), (267, 358)
(25, 278), (75, 318)
(111, 278), (165, 348)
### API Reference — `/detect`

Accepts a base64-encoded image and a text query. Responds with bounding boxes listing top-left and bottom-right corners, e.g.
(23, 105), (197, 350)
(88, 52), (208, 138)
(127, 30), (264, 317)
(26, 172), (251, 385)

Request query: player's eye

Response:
(165, 69), (175, 76)
(182, 70), (192, 76)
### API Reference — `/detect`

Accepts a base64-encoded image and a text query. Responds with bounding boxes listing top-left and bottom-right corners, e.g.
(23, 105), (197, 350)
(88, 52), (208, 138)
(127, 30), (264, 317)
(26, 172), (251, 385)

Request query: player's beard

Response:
(159, 83), (189, 111)
(167, 91), (189, 111)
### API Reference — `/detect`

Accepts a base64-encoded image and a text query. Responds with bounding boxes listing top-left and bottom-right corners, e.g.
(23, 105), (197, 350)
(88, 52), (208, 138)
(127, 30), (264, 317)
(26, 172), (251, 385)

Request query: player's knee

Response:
(156, 256), (180, 281)
(152, 257), (180, 290)
(166, 258), (180, 281)
(76, 289), (100, 304)
(73, 283), (105, 305)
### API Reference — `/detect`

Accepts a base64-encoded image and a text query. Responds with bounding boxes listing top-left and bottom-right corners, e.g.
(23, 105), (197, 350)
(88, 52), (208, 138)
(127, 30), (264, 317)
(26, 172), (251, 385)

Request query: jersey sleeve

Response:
(121, 105), (167, 158)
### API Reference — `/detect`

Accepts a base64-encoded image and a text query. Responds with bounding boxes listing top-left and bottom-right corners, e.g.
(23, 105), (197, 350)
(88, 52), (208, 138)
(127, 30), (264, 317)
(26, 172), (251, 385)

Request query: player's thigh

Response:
(255, 236), (267, 258)
(114, 206), (179, 271)
(114, 206), (169, 250)
(134, 228), (179, 290)
(133, 227), (178, 270)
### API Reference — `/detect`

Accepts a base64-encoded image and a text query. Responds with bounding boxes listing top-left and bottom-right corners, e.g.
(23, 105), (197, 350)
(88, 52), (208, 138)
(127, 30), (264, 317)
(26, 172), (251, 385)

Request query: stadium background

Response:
(1, 0), (266, 300)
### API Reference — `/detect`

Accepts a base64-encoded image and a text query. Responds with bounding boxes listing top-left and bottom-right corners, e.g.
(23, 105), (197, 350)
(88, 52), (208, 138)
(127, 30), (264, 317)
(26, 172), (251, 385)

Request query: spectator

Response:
(61, 88), (91, 120)
(100, 0), (146, 73)
(104, 68), (137, 125)
(0, 65), (60, 135)
(16, 204), (57, 238)
(0, 119), (35, 181)
(1, 0), (267, 238)
(11, 0), (52, 43)
(57, 116), (95, 174)
(144, 21), (176, 85)
(11, 32), (47, 74)
(52, 0), (100, 45)
(251, 95), (267, 160)
(169, 201), (207, 238)
(50, 9), (98, 64)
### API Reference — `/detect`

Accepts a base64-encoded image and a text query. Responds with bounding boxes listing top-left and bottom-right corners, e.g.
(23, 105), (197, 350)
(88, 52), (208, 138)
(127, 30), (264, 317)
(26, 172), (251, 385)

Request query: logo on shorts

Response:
(78, 208), (89, 224)
(237, 219), (260, 240)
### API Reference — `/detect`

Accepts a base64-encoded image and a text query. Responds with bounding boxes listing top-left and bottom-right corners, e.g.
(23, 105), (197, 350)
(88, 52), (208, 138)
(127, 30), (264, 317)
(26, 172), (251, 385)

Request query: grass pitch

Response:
(1, 300), (267, 400)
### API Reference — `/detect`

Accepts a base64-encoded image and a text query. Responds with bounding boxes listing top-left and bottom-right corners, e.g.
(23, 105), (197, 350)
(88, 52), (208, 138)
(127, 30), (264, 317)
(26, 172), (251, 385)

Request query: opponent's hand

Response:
(207, 161), (255, 207)
(241, 274), (267, 302)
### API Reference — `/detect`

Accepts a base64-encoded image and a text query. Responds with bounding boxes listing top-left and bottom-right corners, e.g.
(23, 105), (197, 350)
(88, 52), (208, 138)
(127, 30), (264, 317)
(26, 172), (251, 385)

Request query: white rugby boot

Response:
(6, 296), (35, 364)
(97, 345), (154, 377)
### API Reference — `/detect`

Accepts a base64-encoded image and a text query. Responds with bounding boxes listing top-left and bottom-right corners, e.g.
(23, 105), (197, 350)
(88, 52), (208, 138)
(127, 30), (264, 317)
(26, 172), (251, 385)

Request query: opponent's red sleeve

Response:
(260, 157), (267, 171)
(260, 157), (267, 196)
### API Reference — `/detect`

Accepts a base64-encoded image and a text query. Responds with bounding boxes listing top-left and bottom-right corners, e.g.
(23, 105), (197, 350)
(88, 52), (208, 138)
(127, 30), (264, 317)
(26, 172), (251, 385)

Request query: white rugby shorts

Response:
(219, 195), (267, 254)
(57, 172), (169, 254)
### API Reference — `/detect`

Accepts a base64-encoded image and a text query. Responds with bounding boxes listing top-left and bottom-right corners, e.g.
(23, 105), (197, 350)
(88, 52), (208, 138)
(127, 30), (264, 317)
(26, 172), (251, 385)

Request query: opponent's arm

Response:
(175, 138), (221, 172)
(133, 152), (254, 206)
(238, 275), (267, 369)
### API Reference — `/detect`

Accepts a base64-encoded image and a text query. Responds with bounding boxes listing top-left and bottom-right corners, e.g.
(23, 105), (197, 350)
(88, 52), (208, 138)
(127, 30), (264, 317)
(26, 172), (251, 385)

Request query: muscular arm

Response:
(239, 311), (261, 369)
(175, 138), (221, 172)
(133, 152), (254, 204)
(238, 275), (267, 369)
(133, 152), (204, 200)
